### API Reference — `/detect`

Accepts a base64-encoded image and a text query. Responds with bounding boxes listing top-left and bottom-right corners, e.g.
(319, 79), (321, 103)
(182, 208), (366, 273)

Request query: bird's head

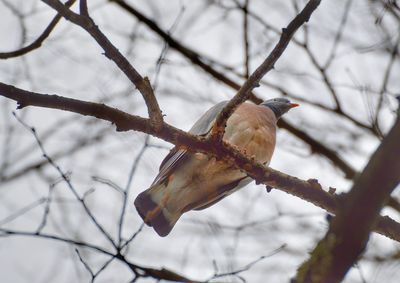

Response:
(261, 97), (299, 119)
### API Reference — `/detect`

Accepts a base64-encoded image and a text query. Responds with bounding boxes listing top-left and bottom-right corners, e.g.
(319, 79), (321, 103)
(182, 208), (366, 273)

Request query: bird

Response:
(134, 98), (299, 236)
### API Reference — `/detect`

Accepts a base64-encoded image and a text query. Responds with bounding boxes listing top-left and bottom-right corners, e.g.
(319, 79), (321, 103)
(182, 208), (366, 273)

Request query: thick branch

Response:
(296, 119), (400, 283)
(1, 82), (399, 243)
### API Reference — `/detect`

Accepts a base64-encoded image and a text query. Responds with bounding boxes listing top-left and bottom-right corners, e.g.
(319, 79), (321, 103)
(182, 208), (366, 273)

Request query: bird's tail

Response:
(134, 184), (180, 237)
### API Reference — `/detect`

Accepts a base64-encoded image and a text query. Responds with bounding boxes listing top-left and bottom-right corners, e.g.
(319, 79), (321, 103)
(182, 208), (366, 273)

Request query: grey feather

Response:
(188, 101), (228, 135)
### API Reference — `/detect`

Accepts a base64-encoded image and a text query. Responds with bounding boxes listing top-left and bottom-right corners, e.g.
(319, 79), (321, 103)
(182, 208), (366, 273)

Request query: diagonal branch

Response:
(210, 0), (322, 142)
(41, 0), (163, 129)
(0, 0), (77, 59)
(295, 118), (400, 283)
(1, 82), (399, 243)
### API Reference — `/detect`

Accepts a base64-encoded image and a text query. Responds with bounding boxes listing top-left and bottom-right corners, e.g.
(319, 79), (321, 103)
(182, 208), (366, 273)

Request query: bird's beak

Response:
(290, 103), (300, 108)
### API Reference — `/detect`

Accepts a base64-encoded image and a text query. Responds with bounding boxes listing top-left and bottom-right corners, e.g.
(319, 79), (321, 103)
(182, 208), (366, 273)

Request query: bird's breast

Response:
(224, 104), (277, 164)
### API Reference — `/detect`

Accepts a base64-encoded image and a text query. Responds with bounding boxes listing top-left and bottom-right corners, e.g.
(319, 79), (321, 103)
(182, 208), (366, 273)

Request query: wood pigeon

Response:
(134, 98), (299, 236)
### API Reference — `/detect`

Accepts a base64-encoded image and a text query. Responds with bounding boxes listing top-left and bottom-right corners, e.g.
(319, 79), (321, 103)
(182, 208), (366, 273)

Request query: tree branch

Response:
(295, 118), (400, 283)
(41, 0), (163, 129)
(210, 0), (322, 142)
(0, 228), (202, 283)
(0, 0), (76, 59)
(1, 82), (399, 243)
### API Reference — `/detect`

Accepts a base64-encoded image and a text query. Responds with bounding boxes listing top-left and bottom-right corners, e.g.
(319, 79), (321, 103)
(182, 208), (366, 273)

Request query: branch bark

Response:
(295, 118), (400, 283)
(1, 82), (399, 243)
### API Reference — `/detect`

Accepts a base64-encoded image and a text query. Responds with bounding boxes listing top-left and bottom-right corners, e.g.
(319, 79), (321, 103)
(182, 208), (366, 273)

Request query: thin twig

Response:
(0, 228), (200, 282)
(0, 198), (46, 227)
(121, 222), (145, 252)
(324, 0), (352, 69)
(91, 176), (124, 194)
(36, 182), (57, 233)
(75, 248), (95, 279)
(374, 34), (400, 138)
(207, 244), (286, 282)
(13, 112), (118, 249)
(302, 24), (342, 112)
(1, 126), (110, 184)
(117, 136), (149, 247)
(0, 0), (77, 59)
(243, 0), (251, 78)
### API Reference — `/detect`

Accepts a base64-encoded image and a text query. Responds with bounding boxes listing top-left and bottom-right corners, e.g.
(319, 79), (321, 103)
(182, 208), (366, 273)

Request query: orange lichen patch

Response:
(168, 174), (175, 183)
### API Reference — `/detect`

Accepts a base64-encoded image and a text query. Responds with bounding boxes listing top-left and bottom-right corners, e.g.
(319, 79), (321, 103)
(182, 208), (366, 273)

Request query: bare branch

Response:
(75, 249), (95, 279)
(117, 136), (149, 247)
(0, 126), (110, 184)
(206, 244), (286, 282)
(120, 223), (145, 251)
(41, 0), (163, 129)
(79, 0), (89, 16)
(1, 82), (400, 243)
(0, 228), (201, 283)
(0, 198), (46, 227)
(0, 0), (76, 59)
(110, 0), (251, 96)
(36, 182), (57, 233)
(242, 0), (251, 78)
(296, 119), (400, 283)
(323, 0), (352, 69)
(302, 25), (343, 112)
(232, 1), (380, 137)
(211, 0), (322, 142)
(14, 113), (118, 249)
(374, 34), (399, 137)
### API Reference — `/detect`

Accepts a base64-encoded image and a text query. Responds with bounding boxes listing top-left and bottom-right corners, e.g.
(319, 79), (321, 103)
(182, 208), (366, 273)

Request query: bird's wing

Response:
(152, 101), (228, 186)
(190, 176), (252, 211)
